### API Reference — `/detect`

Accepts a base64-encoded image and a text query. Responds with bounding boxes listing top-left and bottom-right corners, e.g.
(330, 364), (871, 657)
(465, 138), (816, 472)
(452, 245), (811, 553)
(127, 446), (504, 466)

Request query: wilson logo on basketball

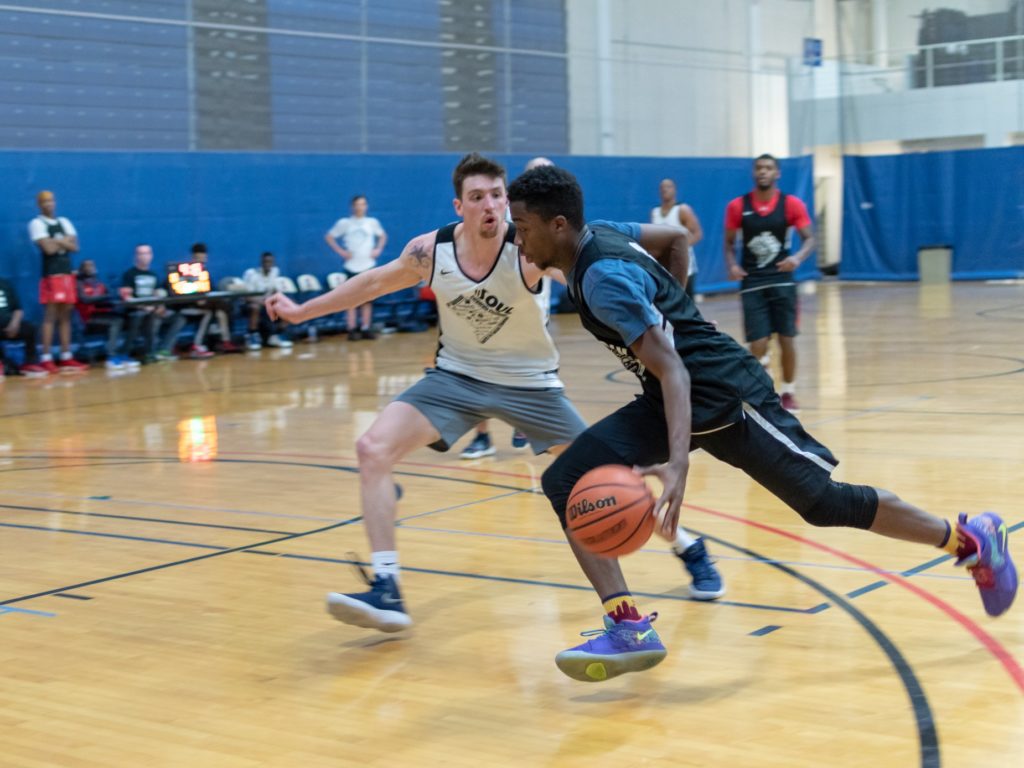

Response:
(567, 494), (617, 522)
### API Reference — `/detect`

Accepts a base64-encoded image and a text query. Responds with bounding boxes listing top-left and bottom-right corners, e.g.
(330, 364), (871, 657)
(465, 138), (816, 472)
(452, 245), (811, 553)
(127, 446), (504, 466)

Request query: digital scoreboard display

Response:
(168, 261), (212, 295)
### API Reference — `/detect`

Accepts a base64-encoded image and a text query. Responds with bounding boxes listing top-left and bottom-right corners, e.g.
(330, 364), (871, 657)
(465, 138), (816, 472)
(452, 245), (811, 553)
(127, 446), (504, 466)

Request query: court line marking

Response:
(3, 451), (1019, 701)
(244, 551), (814, 615)
(396, 522), (975, 583)
(0, 501), (294, 535)
(688, 502), (1024, 696)
(0, 461), (940, 763)
(0, 521), (231, 550)
(0, 517), (363, 607)
(0, 605), (56, 618)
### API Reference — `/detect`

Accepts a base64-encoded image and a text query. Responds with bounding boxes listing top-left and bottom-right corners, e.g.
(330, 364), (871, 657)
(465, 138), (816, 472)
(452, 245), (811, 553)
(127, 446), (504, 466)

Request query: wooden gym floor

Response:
(0, 281), (1022, 767)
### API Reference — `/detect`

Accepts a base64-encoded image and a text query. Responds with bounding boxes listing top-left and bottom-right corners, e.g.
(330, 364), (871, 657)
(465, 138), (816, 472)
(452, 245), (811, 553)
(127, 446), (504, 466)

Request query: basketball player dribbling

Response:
(508, 165), (1017, 683)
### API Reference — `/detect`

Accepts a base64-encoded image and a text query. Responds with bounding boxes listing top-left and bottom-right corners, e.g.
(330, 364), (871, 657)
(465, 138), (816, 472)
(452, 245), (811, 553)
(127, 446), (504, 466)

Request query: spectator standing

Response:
(325, 195), (388, 340)
(28, 190), (88, 372)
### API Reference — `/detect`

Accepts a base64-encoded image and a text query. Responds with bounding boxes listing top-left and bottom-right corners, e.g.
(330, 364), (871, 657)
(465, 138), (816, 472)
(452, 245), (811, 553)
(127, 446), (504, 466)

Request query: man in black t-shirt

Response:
(120, 244), (185, 362)
(0, 276), (49, 377)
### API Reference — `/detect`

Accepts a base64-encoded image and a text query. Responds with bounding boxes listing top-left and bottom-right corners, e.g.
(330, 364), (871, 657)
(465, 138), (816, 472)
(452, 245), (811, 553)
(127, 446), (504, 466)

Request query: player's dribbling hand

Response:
(635, 459), (688, 541)
(265, 291), (303, 323)
(728, 264), (747, 281)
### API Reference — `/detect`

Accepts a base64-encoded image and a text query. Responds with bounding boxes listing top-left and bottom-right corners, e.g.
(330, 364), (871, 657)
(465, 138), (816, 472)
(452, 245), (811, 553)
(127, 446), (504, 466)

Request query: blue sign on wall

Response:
(803, 37), (823, 67)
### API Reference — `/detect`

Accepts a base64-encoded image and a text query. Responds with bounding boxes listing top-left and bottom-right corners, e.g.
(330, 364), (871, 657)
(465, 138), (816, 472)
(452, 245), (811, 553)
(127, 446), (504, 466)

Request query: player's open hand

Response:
(634, 459), (689, 541)
(265, 291), (303, 323)
(776, 256), (800, 273)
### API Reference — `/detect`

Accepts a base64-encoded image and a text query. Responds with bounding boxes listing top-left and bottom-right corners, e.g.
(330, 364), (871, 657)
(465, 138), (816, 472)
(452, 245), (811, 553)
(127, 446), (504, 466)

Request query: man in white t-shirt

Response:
(242, 251), (292, 350)
(324, 195), (388, 340)
(651, 178), (703, 299)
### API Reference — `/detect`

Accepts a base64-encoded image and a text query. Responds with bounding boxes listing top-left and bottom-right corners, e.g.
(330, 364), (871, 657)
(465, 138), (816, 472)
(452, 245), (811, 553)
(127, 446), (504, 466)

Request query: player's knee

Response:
(799, 480), (879, 530)
(355, 431), (393, 470)
(541, 457), (573, 528)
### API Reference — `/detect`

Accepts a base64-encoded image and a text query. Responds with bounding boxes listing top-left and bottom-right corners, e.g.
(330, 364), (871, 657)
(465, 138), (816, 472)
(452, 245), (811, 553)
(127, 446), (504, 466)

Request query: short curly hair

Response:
(452, 153), (507, 199)
(507, 166), (584, 229)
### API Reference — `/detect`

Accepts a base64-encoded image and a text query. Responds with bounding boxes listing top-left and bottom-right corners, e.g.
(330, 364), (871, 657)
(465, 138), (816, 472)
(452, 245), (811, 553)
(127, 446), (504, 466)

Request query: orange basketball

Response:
(566, 464), (656, 558)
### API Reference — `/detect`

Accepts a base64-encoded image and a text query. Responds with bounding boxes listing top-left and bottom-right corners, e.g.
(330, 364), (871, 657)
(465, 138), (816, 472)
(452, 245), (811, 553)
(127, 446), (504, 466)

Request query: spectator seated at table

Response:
(241, 251), (293, 350)
(75, 259), (138, 371)
(120, 244), (186, 363)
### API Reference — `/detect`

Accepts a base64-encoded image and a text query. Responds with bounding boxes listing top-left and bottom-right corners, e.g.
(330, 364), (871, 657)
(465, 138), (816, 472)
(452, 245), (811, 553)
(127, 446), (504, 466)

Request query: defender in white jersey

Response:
(266, 154), (720, 636)
(651, 178), (703, 299)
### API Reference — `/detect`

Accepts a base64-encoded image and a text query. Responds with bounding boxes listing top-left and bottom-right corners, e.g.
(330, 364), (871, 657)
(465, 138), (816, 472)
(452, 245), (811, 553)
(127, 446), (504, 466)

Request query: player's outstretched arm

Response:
(266, 231), (436, 324)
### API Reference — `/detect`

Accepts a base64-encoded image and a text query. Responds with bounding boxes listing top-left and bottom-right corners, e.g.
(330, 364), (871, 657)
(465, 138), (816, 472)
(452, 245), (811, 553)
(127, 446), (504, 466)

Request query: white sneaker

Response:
(267, 334), (293, 348)
(245, 333), (262, 352)
(105, 357), (125, 371)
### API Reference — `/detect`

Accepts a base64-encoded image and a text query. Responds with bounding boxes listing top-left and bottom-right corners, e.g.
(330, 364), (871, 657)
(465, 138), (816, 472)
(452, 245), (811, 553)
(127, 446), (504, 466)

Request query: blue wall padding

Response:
(842, 147), (1024, 281)
(0, 151), (816, 318)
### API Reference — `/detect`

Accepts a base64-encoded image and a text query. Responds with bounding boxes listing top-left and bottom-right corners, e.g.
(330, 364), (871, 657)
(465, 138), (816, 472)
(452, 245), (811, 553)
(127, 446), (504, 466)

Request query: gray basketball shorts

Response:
(396, 368), (587, 454)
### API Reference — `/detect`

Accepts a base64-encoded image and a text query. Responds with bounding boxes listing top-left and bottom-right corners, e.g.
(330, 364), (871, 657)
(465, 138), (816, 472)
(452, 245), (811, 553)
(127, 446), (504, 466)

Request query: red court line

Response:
(686, 501), (1024, 696)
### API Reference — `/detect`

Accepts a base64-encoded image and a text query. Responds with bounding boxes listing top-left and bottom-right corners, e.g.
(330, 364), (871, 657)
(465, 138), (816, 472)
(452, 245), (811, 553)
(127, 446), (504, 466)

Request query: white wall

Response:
(566, 0), (817, 157)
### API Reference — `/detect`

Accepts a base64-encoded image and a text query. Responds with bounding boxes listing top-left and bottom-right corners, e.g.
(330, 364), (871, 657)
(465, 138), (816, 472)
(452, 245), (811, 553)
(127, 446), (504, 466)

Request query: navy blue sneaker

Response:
(326, 568), (412, 633)
(678, 538), (725, 600)
(511, 431), (529, 450)
(556, 613), (667, 682)
(460, 432), (496, 459)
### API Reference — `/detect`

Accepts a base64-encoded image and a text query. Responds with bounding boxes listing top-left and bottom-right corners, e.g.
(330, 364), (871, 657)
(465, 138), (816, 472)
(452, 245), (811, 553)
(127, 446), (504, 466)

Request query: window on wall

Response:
(0, 0), (568, 153)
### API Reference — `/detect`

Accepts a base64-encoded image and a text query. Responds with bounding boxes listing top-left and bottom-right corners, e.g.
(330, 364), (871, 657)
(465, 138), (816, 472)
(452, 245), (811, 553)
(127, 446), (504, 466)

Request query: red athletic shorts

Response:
(39, 274), (77, 304)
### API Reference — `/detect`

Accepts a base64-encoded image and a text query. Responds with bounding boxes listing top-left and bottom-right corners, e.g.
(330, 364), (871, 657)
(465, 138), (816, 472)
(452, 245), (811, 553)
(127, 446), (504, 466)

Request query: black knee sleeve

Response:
(541, 430), (629, 529)
(799, 480), (878, 529)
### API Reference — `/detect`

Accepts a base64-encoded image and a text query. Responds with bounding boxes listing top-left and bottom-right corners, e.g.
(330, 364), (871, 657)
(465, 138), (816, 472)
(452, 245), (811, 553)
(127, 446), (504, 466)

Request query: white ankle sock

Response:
(372, 551), (400, 581)
(672, 528), (696, 554)
(781, 381), (796, 395)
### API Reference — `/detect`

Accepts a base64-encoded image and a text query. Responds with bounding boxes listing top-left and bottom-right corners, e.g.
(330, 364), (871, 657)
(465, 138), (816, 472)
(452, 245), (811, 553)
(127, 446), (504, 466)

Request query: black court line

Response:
(977, 302), (1024, 321)
(843, 519), (1024, 601)
(0, 516), (363, 607)
(695, 529), (939, 768)
(0, 521), (231, 550)
(0, 459), (174, 475)
(243, 550), (816, 615)
(53, 594), (92, 601)
(0, 502), (293, 536)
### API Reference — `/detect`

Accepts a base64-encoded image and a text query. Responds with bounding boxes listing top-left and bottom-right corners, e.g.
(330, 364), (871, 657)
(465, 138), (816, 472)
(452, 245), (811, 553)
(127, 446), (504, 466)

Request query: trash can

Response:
(917, 246), (952, 283)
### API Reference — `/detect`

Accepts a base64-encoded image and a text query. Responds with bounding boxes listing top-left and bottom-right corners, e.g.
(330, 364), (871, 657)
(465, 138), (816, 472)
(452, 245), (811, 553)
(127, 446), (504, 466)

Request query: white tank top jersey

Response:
(650, 203), (698, 276)
(430, 222), (562, 389)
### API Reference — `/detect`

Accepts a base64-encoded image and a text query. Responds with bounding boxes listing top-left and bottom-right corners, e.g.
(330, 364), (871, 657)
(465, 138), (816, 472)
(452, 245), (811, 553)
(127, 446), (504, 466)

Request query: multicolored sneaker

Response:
(678, 538), (726, 600)
(555, 613), (667, 682)
(460, 432), (495, 460)
(326, 569), (412, 633)
(956, 512), (1017, 617)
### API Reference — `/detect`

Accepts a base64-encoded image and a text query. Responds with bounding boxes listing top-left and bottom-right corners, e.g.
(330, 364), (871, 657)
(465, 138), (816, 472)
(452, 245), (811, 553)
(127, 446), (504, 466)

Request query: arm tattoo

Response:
(409, 242), (431, 268)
